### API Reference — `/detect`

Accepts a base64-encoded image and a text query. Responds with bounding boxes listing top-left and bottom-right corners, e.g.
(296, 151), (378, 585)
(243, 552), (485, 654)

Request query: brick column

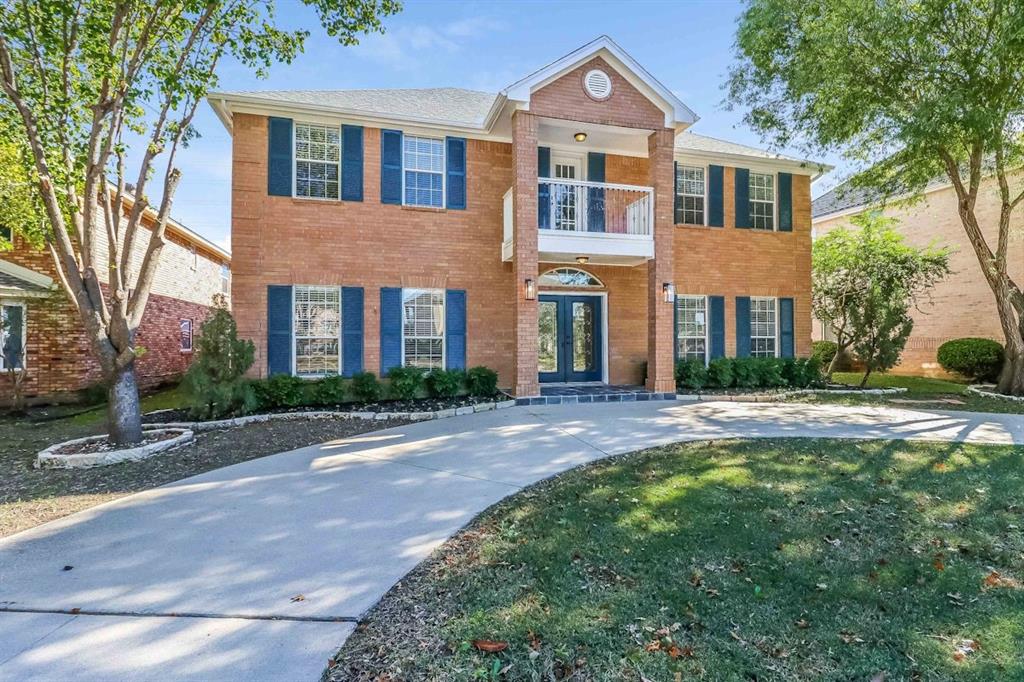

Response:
(646, 128), (676, 393)
(512, 111), (540, 397)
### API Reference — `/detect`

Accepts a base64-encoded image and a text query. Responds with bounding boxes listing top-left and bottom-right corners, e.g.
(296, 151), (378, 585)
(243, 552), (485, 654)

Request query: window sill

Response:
(400, 204), (447, 213)
(675, 222), (714, 230)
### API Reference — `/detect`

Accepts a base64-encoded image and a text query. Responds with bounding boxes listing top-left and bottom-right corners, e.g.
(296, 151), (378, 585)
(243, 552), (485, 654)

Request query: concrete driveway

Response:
(2, 400), (1024, 680)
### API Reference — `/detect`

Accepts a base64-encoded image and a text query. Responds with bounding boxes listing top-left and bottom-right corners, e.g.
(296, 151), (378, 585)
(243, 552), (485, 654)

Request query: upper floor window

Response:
(220, 264), (230, 295)
(294, 286), (340, 377)
(675, 295), (707, 363)
(404, 135), (444, 208)
(750, 172), (775, 230)
(675, 165), (705, 225)
(750, 296), (778, 357)
(402, 288), (444, 369)
(295, 123), (340, 200)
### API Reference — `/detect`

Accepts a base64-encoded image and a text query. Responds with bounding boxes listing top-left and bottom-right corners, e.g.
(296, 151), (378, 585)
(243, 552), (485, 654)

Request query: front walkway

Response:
(2, 401), (1023, 680)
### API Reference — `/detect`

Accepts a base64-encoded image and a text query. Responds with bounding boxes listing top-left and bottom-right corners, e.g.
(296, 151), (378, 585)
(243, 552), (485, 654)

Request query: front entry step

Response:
(516, 384), (677, 406)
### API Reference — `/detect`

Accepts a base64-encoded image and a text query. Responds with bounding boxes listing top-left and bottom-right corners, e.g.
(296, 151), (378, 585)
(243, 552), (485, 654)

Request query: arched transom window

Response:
(538, 267), (604, 288)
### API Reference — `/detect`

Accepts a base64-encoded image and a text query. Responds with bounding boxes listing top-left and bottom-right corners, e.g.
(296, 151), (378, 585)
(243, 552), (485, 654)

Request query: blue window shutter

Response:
(445, 289), (466, 370)
(735, 296), (751, 357)
(380, 287), (403, 374)
(734, 168), (751, 228)
(341, 287), (364, 376)
(267, 117), (293, 197)
(587, 152), (605, 232)
(708, 165), (724, 227)
(341, 125), (364, 202)
(2, 304), (24, 369)
(778, 172), (793, 232)
(445, 137), (466, 210)
(709, 296), (725, 359)
(780, 297), (795, 358)
(380, 129), (403, 205)
(538, 146), (551, 229)
(266, 285), (292, 375)
(673, 161), (682, 224)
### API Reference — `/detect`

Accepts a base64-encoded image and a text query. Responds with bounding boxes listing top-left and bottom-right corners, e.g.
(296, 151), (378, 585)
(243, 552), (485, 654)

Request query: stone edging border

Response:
(966, 385), (1024, 402)
(156, 399), (518, 432)
(675, 386), (908, 402)
(36, 428), (194, 469)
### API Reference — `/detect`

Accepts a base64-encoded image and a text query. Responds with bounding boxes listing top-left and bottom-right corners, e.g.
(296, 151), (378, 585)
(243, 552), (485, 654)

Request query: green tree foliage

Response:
(728, 0), (1024, 393)
(0, 0), (399, 443)
(811, 214), (950, 382)
(183, 296), (256, 419)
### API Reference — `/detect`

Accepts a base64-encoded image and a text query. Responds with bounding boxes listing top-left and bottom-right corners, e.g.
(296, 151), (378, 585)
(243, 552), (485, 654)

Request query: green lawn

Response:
(331, 439), (1024, 681)
(789, 372), (1024, 414)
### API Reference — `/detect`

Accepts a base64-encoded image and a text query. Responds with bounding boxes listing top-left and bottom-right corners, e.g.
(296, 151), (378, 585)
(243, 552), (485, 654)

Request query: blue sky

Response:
(169, 0), (844, 250)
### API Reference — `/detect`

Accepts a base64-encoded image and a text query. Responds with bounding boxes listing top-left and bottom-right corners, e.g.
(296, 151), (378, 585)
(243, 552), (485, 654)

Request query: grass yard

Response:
(331, 439), (1024, 681)
(790, 372), (1024, 414)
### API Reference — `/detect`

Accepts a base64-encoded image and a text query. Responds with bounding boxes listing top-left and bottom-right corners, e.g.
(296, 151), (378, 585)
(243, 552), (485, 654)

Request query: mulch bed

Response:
(142, 394), (504, 424)
(51, 429), (182, 455)
(0, 416), (410, 539)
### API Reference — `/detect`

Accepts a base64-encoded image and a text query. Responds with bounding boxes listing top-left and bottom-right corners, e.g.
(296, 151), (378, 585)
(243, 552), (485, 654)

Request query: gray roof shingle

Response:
(217, 87), (499, 126)
(674, 131), (806, 162)
(812, 176), (951, 219)
(0, 267), (50, 294)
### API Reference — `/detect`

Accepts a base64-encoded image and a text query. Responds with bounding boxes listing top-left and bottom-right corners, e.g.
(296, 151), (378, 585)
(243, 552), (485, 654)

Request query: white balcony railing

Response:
(502, 179), (655, 265)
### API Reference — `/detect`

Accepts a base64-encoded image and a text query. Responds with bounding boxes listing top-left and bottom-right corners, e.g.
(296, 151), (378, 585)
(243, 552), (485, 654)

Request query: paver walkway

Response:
(2, 400), (1023, 680)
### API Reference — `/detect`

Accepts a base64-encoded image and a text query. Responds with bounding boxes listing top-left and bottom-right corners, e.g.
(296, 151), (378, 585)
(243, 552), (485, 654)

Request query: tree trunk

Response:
(997, 341), (1024, 394)
(989, 280), (1024, 395)
(826, 342), (846, 380)
(107, 362), (143, 445)
(859, 366), (872, 389)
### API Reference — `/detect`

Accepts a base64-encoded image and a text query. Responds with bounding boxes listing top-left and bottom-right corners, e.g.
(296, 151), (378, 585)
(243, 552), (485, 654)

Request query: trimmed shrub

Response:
(388, 366), (426, 400)
(183, 302), (257, 419)
(675, 358), (708, 390)
(732, 357), (761, 388)
(466, 366), (499, 397)
(313, 375), (348, 406)
(254, 374), (306, 409)
(707, 357), (734, 388)
(426, 368), (463, 398)
(937, 338), (1004, 381)
(753, 358), (784, 388)
(350, 371), (383, 403)
(811, 340), (838, 368)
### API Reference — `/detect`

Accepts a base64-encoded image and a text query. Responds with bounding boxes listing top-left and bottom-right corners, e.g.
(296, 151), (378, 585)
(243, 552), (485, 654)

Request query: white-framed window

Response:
(0, 301), (26, 370)
(749, 172), (775, 231)
(180, 319), (193, 353)
(402, 288), (445, 369)
(293, 286), (341, 377)
(295, 123), (340, 200)
(750, 296), (778, 357)
(675, 165), (705, 225)
(220, 264), (230, 295)
(403, 135), (444, 208)
(676, 295), (708, 363)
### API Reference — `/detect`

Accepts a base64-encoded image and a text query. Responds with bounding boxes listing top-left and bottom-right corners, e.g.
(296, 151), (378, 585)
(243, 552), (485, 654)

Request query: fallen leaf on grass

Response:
(953, 639), (980, 662)
(473, 640), (508, 653)
(794, 618), (810, 629)
(839, 630), (865, 644)
(982, 570), (1021, 589)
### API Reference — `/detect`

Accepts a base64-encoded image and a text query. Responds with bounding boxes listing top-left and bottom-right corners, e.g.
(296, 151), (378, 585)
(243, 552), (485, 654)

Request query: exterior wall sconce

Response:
(573, 132), (587, 142)
(525, 278), (536, 300)
(662, 282), (675, 303)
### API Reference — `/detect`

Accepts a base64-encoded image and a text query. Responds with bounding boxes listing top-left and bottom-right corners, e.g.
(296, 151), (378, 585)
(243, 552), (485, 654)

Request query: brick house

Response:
(812, 175), (1023, 377)
(0, 192), (231, 403)
(209, 36), (828, 396)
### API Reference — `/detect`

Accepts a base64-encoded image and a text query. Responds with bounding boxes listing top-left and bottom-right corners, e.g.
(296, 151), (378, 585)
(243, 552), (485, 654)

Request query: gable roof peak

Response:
(502, 35), (698, 129)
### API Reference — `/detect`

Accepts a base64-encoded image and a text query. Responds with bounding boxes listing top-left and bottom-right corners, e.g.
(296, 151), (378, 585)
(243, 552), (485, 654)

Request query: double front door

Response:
(538, 294), (602, 382)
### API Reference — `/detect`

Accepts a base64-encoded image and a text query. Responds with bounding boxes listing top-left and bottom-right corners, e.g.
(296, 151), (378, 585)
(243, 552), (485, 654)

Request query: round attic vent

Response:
(583, 69), (612, 100)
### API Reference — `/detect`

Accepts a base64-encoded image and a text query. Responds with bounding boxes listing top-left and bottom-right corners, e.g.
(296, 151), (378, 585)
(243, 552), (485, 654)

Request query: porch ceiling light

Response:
(524, 278), (537, 300)
(573, 131), (587, 142)
(663, 282), (675, 303)
(575, 255), (590, 264)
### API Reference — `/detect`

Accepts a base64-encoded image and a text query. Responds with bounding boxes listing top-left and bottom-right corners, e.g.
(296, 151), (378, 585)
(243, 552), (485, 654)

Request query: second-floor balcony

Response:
(502, 178), (655, 266)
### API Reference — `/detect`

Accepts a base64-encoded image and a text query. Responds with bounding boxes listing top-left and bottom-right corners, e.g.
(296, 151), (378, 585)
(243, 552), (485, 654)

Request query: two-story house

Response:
(0, 189), (231, 403)
(209, 36), (827, 397)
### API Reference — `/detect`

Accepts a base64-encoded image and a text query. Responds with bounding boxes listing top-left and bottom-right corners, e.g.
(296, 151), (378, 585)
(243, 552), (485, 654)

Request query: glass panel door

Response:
(538, 294), (602, 383)
(552, 158), (581, 232)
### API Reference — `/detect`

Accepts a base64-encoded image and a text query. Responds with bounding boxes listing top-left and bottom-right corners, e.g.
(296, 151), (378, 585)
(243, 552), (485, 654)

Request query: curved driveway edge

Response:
(2, 400), (1023, 680)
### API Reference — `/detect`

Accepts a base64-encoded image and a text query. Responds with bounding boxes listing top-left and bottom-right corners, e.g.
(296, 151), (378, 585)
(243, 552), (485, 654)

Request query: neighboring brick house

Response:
(812, 175), (1024, 377)
(0, 194), (231, 403)
(209, 36), (828, 396)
